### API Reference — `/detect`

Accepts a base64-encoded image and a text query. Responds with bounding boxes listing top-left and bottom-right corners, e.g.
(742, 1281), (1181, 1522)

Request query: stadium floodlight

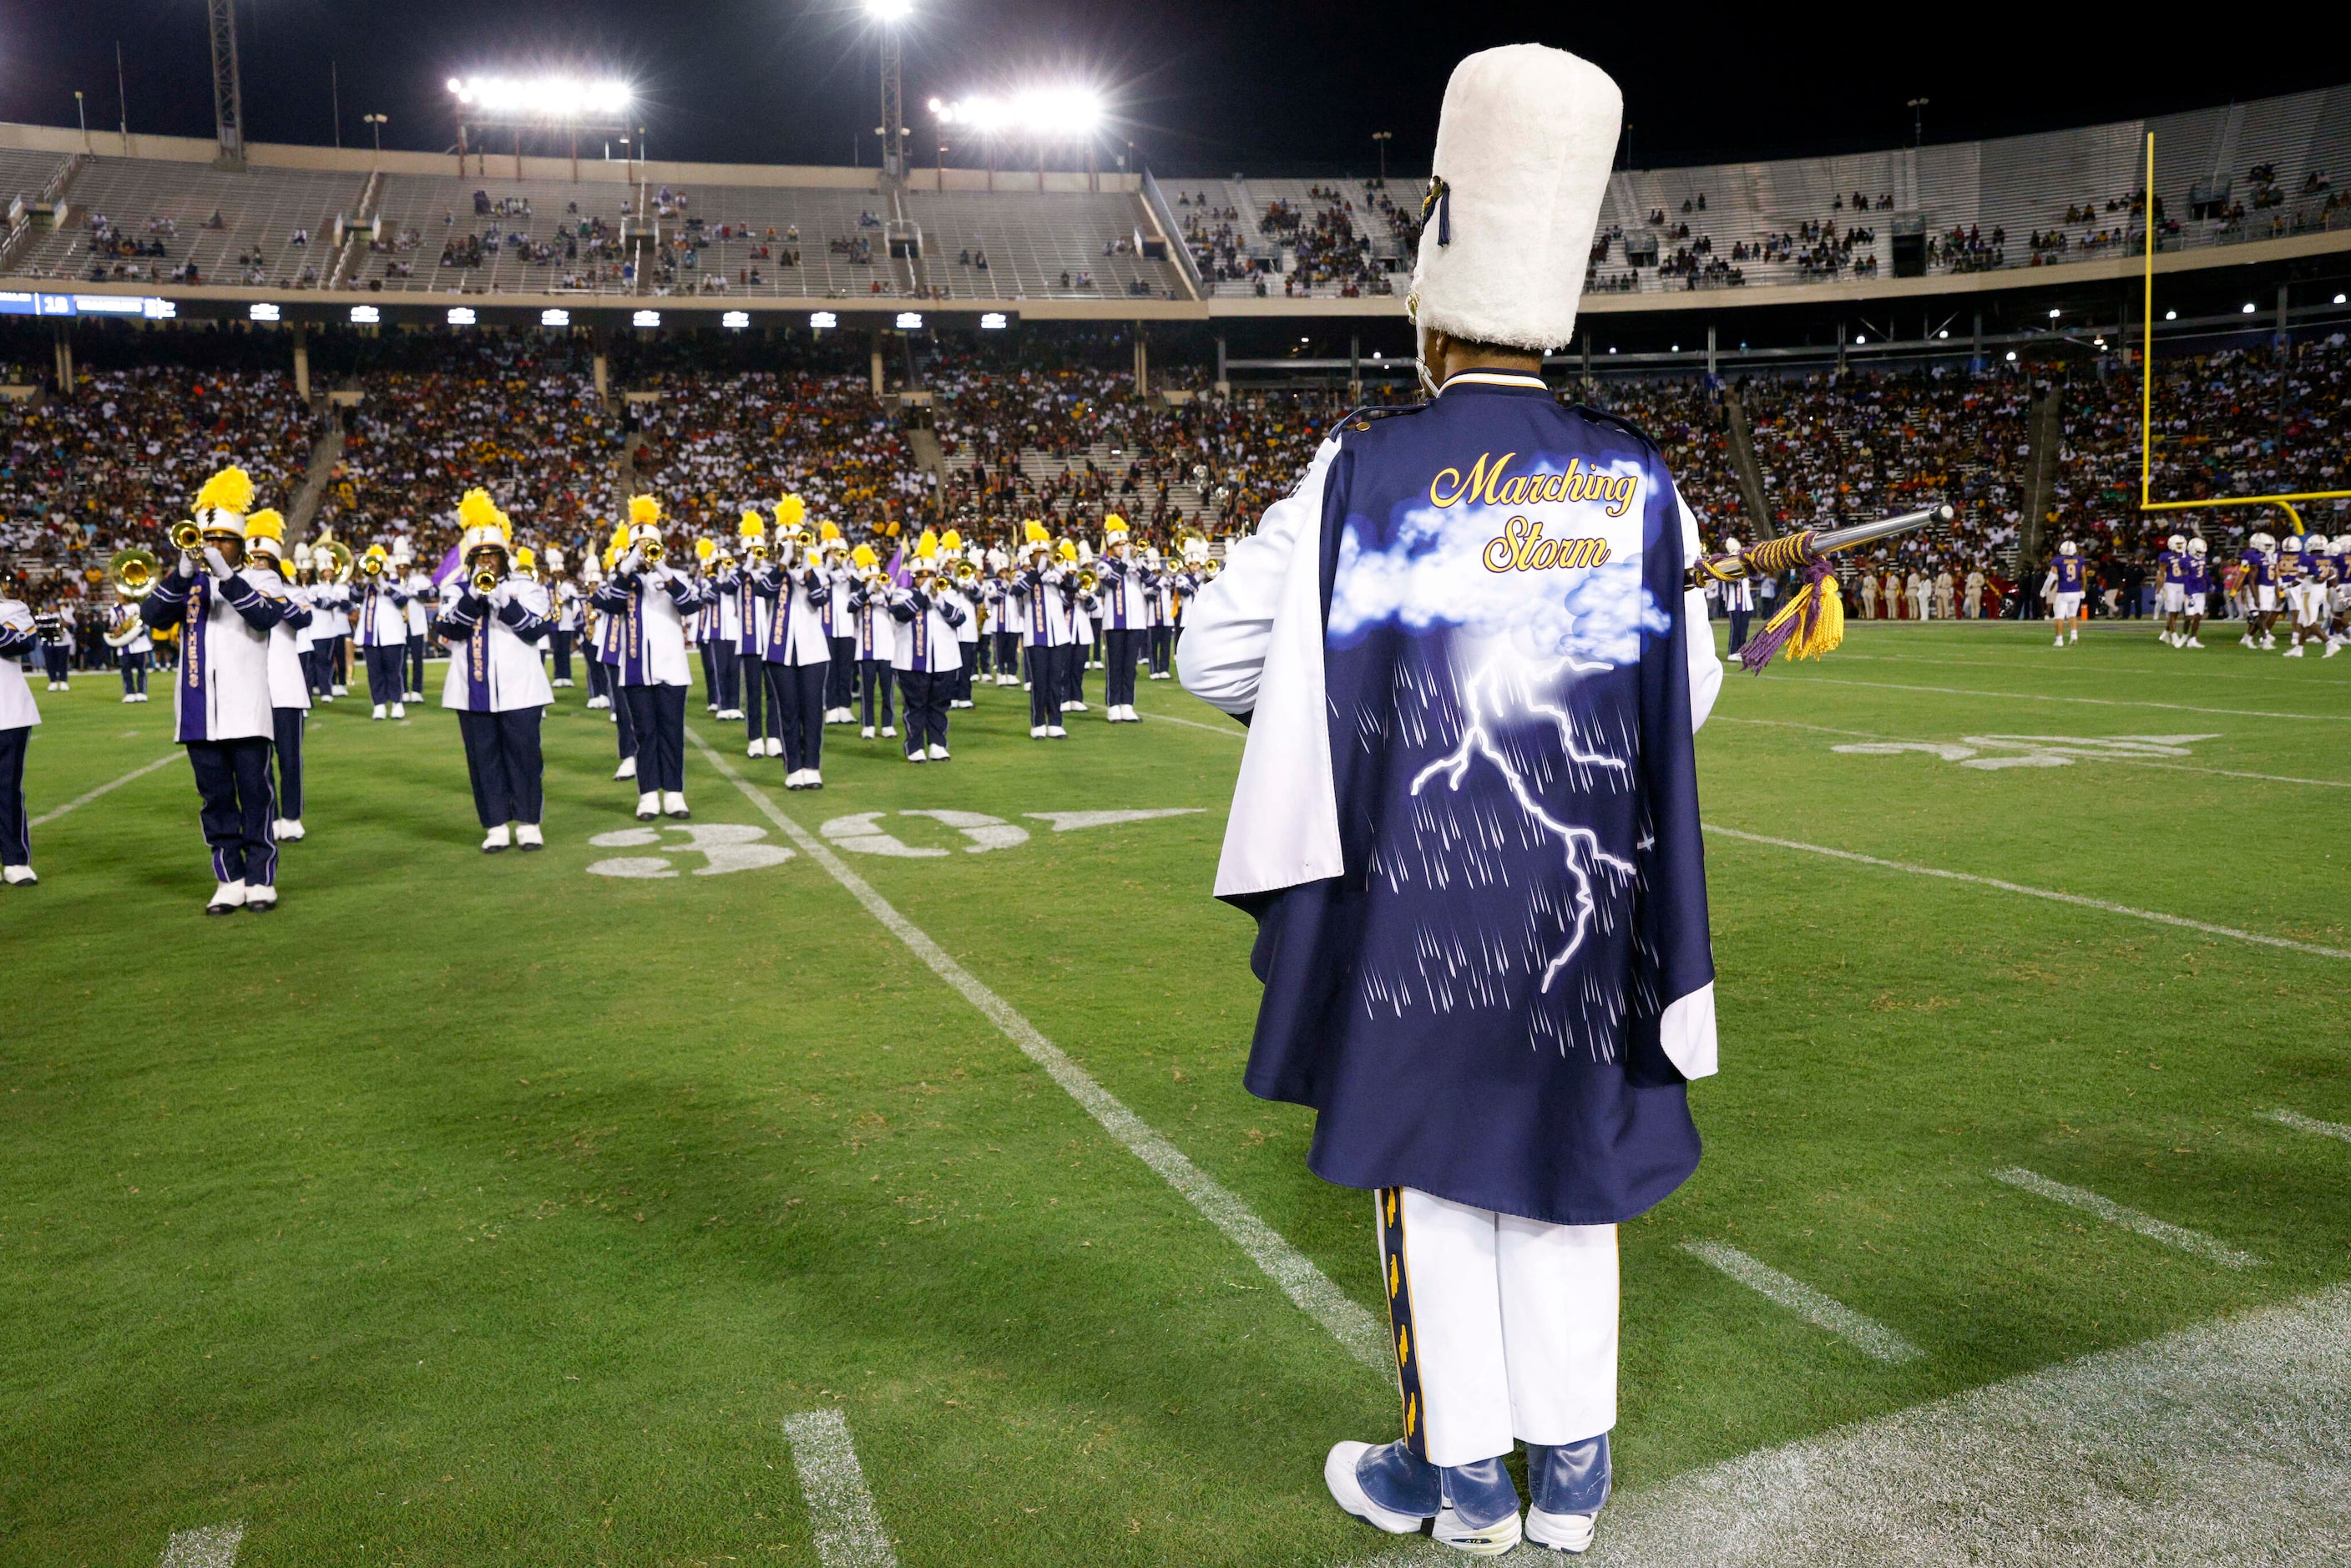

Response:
(866, 0), (913, 18)
(2338, 294), (2348, 305)
(929, 87), (1104, 139)
(2005, 350), (2018, 362)
(1937, 329), (1949, 339)
(2165, 309), (2177, 321)
(633, 309), (661, 328)
(896, 311), (924, 330)
(351, 305), (382, 325)
(2047, 308), (2060, 319)
(250, 301), (281, 322)
(811, 311), (838, 330)
(446, 75), (632, 123)
(979, 311), (1008, 330)
(1853, 335), (1865, 345)
(2242, 302), (2257, 314)
(722, 310), (751, 330)
(447, 306), (477, 326)
(540, 307), (570, 327)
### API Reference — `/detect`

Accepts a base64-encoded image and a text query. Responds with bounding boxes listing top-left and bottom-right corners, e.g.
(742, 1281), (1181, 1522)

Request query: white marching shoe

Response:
(121, 692), (138, 703)
(748, 739), (763, 758)
(482, 824), (512, 853)
(927, 744), (949, 761)
(332, 684), (347, 696)
(784, 768), (807, 789)
(615, 756), (638, 780)
(2, 864), (37, 886)
(586, 695), (609, 710)
(1047, 724), (1068, 738)
(765, 736), (784, 758)
(515, 823), (544, 850)
(904, 749), (928, 764)
(205, 880), (248, 915)
(881, 725), (897, 739)
(1325, 1442), (1524, 1557)
(636, 792), (660, 821)
(662, 792), (690, 818)
(244, 883), (277, 912)
(390, 702), (406, 720)
(802, 770), (822, 789)
(372, 703), (388, 719)
(861, 726), (877, 740)
(1030, 725), (1048, 738)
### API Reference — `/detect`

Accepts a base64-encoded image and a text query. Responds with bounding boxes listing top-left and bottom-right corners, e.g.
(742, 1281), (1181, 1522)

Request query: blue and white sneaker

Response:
(1324, 1441), (1523, 1555)
(1524, 1434), (1611, 1553)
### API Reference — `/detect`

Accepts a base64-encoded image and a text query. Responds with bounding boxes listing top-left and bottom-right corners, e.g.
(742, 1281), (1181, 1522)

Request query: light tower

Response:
(868, 0), (911, 182)
(206, 0), (245, 167)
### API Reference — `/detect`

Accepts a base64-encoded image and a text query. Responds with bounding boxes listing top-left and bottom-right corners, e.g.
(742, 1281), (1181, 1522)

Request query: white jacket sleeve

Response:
(1176, 438), (1339, 717)
(1679, 493), (1723, 733)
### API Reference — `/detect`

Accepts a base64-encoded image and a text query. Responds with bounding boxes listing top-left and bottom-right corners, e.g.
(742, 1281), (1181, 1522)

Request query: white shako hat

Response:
(1408, 44), (1622, 355)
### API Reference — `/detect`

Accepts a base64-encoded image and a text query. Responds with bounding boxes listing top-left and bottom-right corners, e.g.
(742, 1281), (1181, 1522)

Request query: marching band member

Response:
(817, 519), (859, 723)
(104, 586), (154, 702)
(1717, 535), (1757, 655)
(353, 544), (412, 719)
(241, 509), (315, 843)
(985, 550), (1024, 686)
(1095, 515), (1155, 721)
(591, 536), (640, 781)
(888, 531), (965, 762)
(939, 531), (982, 709)
(436, 493), (554, 851)
(723, 513), (779, 758)
(1064, 539), (1096, 712)
(1182, 48), (1722, 1556)
(397, 539), (429, 701)
(140, 467), (292, 913)
(752, 503), (834, 788)
(314, 537), (352, 696)
(548, 552), (580, 688)
(34, 602), (69, 690)
(0, 574), (38, 885)
(581, 552), (613, 711)
(847, 544), (899, 741)
(1011, 524), (1069, 738)
(705, 526), (749, 723)
(590, 495), (705, 821)
(694, 538), (722, 714)
(1145, 544), (1175, 681)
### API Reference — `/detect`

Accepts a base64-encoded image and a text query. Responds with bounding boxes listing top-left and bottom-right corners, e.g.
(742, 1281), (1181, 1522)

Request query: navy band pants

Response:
(186, 737), (276, 887)
(619, 682), (685, 792)
(0, 724), (28, 867)
(458, 706), (545, 827)
(272, 707), (306, 821)
(767, 660), (827, 772)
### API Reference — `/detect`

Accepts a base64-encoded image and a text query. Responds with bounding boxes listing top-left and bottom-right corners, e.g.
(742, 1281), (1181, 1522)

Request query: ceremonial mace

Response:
(1686, 503), (1955, 672)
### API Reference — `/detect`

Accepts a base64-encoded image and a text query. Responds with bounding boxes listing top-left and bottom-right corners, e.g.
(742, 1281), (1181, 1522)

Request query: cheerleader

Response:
(436, 493), (554, 851)
(589, 496), (705, 821)
(240, 509), (316, 842)
(0, 574), (38, 885)
(750, 503), (833, 788)
(138, 467), (291, 913)
(890, 533), (966, 761)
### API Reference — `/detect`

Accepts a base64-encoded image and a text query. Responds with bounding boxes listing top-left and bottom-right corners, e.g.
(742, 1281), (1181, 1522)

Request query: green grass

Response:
(4, 620), (2348, 1566)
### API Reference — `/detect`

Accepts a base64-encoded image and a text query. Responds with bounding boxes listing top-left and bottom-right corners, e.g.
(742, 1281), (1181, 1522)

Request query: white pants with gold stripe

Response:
(1377, 1186), (1617, 1469)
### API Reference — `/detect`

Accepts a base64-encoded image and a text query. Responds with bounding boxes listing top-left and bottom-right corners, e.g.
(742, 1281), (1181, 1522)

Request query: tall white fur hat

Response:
(1408, 44), (1622, 354)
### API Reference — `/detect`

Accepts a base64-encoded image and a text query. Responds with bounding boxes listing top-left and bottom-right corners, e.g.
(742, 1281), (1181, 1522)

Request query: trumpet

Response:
(109, 547), (162, 599)
(169, 520), (204, 554)
(642, 539), (665, 566)
(1075, 568), (1099, 595)
(361, 553), (387, 578)
(748, 541), (770, 561)
(472, 563), (503, 594)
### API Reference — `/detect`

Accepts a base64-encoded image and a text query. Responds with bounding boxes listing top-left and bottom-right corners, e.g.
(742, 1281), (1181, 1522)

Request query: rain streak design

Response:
(1350, 640), (1648, 1061)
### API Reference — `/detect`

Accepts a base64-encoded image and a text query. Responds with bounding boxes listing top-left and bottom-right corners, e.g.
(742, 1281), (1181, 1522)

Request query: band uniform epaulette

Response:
(1325, 403), (1427, 442)
(1561, 402), (1662, 458)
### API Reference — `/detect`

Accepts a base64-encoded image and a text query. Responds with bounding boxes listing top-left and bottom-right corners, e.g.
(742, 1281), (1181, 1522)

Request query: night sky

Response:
(0, 1), (2334, 178)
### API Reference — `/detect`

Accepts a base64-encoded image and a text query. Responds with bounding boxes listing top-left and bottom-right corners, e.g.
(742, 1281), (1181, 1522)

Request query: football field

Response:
(6, 620), (2351, 1567)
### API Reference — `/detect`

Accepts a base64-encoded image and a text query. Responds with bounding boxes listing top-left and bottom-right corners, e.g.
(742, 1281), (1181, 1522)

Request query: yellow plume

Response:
(194, 466), (255, 518)
(629, 493), (660, 527)
(609, 522), (630, 553)
(940, 529), (963, 552)
(243, 508), (286, 544)
(515, 547), (538, 569)
(739, 509), (767, 540)
(458, 488), (502, 535)
(916, 528), (939, 559)
(1024, 520), (1047, 544)
(817, 520), (842, 542)
(695, 537), (718, 563)
(1104, 513), (1129, 535)
(776, 494), (806, 532)
(851, 544), (878, 570)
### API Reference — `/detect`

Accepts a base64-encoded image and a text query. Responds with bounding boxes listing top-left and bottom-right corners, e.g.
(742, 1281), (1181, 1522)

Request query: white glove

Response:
(488, 584), (513, 609)
(177, 549), (199, 578)
(619, 547), (645, 575)
(203, 546), (233, 581)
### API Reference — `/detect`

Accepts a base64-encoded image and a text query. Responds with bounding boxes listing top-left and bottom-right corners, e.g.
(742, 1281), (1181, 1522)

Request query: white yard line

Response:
(1135, 706), (1246, 736)
(1778, 675), (2350, 723)
(1701, 823), (2351, 961)
(1680, 1241), (1922, 1364)
(1990, 1167), (2262, 1269)
(157, 1522), (244, 1568)
(1339, 1280), (2351, 1568)
(1712, 714), (2351, 789)
(31, 751), (179, 828)
(781, 1410), (897, 1568)
(2269, 1107), (2351, 1144)
(685, 728), (1389, 1370)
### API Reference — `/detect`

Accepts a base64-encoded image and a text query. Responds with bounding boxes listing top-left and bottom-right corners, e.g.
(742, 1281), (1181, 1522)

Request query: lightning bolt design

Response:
(1409, 651), (1636, 992)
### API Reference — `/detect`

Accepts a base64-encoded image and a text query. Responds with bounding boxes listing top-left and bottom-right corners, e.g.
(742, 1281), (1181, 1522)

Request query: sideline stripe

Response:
(1701, 823), (2351, 961)
(1137, 706), (1245, 736)
(1681, 1240), (1922, 1363)
(32, 752), (179, 828)
(685, 728), (1389, 1369)
(2270, 1107), (2351, 1144)
(1713, 715), (2351, 790)
(1991, 1167), (2263, 1269)
(1780, 675), (2351, 723)
(157, 1522), (244, 1568)
(781, 1410), (897, 1568)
